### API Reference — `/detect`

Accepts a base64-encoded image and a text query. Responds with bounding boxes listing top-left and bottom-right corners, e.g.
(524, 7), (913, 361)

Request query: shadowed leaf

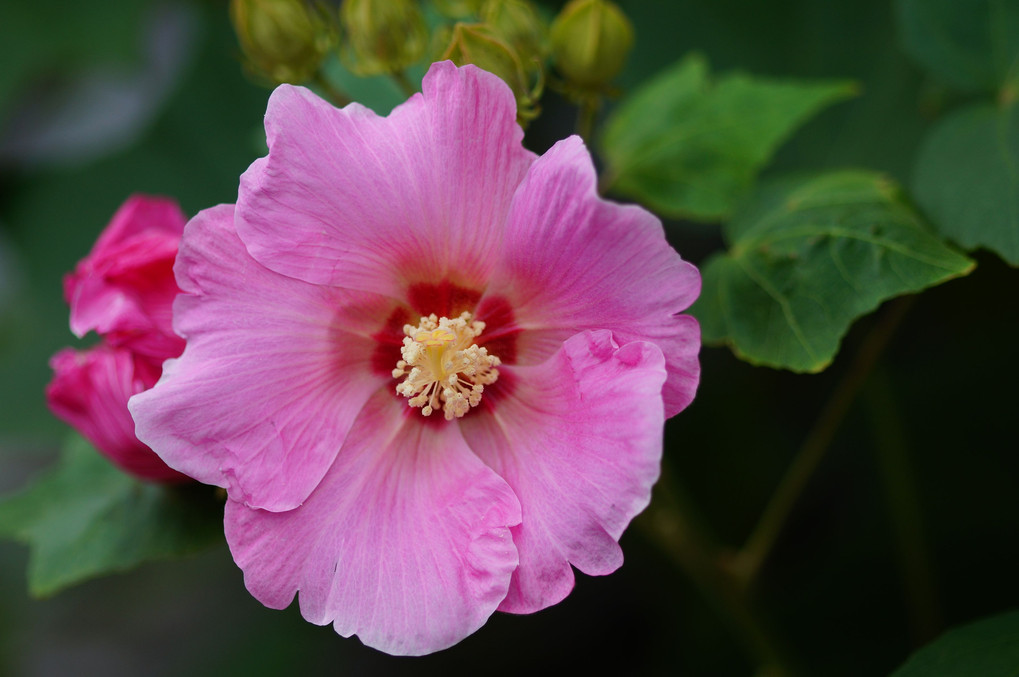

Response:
(912, 101), (1019, 265)
(891, 609), (1019, 677)
(896, 0), (1019, 94)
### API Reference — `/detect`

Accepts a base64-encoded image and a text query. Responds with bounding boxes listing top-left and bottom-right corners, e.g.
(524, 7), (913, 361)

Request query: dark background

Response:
(1, 0), (1016, 674)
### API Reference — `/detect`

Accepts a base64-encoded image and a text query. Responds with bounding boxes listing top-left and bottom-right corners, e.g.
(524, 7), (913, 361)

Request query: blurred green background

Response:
(1, 0), (1016, 674)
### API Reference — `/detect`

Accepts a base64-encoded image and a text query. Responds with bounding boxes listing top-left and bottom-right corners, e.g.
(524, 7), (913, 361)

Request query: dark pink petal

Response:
(130, 205), (387, 511)
(67, 259), (183, 359)
(65, 195), (185, 353)
(460, 330), (666, 614)
(236, 61), (535, 298)
(46, 346), (186, 483)
(65, 194), (186, 359)
(484, 136), (701, 417)
(225, 391), (522, 656)
(90, 193), (186, 252)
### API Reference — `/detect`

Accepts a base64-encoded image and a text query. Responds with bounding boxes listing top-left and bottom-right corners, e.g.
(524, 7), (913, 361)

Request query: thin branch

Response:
(865, 370), (943, 645)
(730, 295), (916, 588)
(638, 462), (796, 676)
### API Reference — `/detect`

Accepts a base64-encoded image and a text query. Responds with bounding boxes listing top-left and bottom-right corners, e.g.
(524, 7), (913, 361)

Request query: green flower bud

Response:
(549, 0), (633, 91)
(440, 22), (543, 124)
(341, 0), (428, 75)
(481, 0), (547, 60)
(230, 0), (334, 84)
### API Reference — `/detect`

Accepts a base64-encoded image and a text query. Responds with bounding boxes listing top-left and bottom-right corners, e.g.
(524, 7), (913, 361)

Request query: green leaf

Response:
(0, 435), (223, 597)
(692, 170), (975, 372)
(599, 54), (856, 221)
(896, 0), (1019, 94)
(912, 101), (1019, 265)
(891, 609), (1019, 676)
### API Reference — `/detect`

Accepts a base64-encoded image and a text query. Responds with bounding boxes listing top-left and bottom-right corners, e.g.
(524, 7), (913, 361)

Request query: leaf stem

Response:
(730, 295), (916, 588)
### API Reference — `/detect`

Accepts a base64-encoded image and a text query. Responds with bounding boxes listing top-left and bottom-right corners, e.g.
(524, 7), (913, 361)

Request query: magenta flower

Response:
(64, 195), (187, 360)
(47, 195), (188, 483)
(130, 62), (700, 654)
(47, 345), (187, 482)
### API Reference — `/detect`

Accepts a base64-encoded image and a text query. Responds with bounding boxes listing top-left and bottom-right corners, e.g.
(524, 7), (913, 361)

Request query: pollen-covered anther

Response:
(393, 311), (500, 420)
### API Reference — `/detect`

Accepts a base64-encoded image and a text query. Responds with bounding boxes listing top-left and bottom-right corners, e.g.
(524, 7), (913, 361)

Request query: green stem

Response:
(730, 295), (916, 588)
(575, 94), (601, 145)
(639, 461), (795, 676)
(864, 370), (943, 645)
(392, 70), (418, 98)
(312, 71), (352, 107)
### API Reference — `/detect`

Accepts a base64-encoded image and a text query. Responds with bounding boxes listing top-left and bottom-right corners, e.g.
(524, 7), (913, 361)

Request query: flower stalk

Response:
(575, 93), (600, 144)
(312, 70), (352, 107)
(391, 69), (419, 97)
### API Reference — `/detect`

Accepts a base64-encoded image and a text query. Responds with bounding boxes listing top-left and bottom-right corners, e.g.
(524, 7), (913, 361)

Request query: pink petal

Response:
(460, 330), (667, 614)
(225, 391), (522, 656)
(484, 136), (701, 417)
(65, 195), (186, 359)
(130, 205), (387, 511)
(46, 346), (186, 483)
(236, 61), (535, 298)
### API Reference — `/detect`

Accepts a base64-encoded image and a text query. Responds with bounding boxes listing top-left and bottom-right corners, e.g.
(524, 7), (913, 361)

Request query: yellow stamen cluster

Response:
(392, 312), (501, 420)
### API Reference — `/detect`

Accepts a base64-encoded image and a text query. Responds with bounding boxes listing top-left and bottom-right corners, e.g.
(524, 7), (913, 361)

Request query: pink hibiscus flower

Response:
(130, 62), (700, 654)
(48, 195), (188, 483)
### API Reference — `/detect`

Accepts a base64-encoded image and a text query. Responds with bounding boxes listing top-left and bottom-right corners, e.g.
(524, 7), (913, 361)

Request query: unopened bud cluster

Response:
(438, 1), (547, 124)
(229, 0), (636, 123)
(341, 0), (429, 76)
(230, 0), (334, 84)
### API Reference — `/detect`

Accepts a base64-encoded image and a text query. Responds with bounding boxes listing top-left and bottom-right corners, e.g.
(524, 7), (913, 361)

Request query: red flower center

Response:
(370, 280), (520, 420)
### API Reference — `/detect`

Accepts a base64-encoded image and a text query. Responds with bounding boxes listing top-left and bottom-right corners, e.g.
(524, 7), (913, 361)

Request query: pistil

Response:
(392, 312), (500, 420)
